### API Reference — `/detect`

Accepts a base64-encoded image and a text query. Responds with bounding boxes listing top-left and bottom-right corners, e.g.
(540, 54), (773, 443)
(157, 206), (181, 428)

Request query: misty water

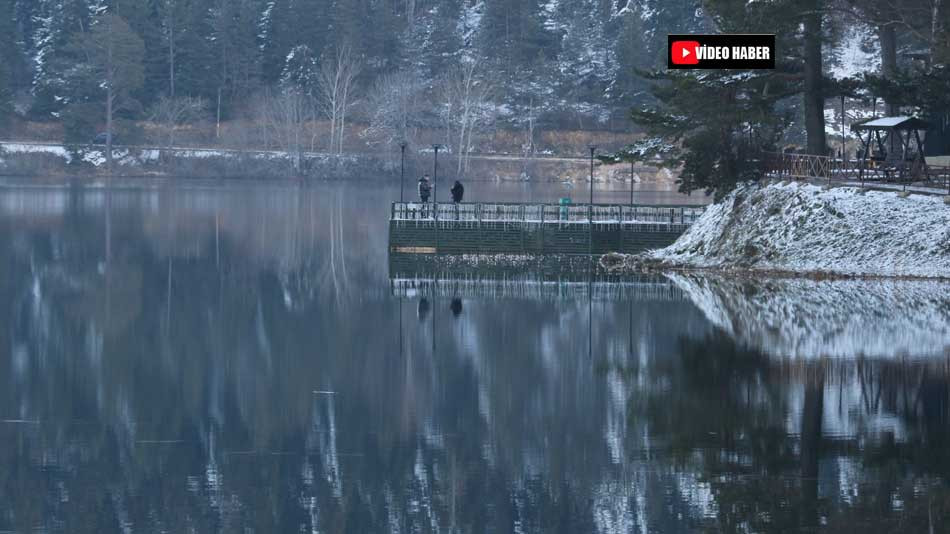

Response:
(2, 178), (950, 533)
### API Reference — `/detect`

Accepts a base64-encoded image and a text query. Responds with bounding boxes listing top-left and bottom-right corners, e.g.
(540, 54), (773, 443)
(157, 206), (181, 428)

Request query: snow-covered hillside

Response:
(641, 181), (950, 278)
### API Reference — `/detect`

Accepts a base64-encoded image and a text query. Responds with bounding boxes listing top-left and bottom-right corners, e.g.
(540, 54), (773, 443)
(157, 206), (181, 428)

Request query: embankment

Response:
(603, 181), (950, 279)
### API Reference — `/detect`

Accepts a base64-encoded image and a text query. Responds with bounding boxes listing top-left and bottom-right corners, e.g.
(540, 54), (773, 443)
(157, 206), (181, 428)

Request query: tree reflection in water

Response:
(0, 181), (948, 533)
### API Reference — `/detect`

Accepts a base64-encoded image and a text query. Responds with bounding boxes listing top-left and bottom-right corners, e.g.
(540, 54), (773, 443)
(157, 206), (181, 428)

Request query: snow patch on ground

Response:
(668, 273), (950, 359)
(82, 150), (106, 166)
(2, 142), (73, 163)
(649, 181), (950, 278)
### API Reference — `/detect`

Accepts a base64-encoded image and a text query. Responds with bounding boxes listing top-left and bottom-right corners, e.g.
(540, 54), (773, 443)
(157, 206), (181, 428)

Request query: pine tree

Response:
(620, 0), (809, 197)
(68, 12), (145, 168)
(30, 0), (99, 117)
(208, 0), (262, 113)
(613, 7), (646, 102)
(400, 0), (464, 83)
(259, 0), (293, 83)
(479, 0), (554, 84)
(122, 0), (169, 105)
(624, 69), (791, 199)
(173, 0), (216, 99)
(280, 44), (319, 91)
(259, 0), (332, 84)
(0, 0), (22, 120)
(357, 0), (402, 73)
(295, 0), (334, 66)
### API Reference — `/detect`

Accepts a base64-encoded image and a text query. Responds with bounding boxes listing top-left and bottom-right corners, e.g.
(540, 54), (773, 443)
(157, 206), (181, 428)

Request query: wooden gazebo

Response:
(852, 116), (929, 182)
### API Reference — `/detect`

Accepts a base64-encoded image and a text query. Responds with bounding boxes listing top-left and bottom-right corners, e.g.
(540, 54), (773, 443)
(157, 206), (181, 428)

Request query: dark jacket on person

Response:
(418, 178), (431, 201)
(450, 181), (464, 203)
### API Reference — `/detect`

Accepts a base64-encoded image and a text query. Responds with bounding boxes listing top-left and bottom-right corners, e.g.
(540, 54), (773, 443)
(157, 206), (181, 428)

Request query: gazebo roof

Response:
(852, 116), (929, 132)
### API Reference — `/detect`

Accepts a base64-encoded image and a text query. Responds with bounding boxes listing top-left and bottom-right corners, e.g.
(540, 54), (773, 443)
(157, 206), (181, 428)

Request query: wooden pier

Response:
(389, 201), (706, 256)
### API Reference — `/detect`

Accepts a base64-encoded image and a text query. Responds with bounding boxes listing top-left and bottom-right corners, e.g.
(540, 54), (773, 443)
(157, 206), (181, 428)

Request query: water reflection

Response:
(0, 181), (949, 533)
(668, 272), (950, 359)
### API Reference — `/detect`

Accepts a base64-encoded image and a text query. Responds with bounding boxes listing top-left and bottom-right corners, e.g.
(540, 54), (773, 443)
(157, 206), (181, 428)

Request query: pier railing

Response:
(391, 275), (685, 301)
(391, 201), (706, 226)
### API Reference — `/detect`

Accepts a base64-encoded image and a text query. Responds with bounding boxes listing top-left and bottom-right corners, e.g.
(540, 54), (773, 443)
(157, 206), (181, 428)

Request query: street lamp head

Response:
(400, 141), (408, 149)
(589, 145), (597, 153)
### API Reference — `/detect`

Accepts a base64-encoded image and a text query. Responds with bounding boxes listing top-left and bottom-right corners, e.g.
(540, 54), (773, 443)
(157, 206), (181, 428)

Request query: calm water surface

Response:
(1, 178), (950, 533)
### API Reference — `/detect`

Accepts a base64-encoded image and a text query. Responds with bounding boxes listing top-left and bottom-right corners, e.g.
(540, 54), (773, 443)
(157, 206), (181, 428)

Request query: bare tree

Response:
(362, 70), (424, 148)
(149, 96), (207, 147)
(258, 87), (311, 172)
(317, 45), (362, 155)
(440, 60), (496, 176)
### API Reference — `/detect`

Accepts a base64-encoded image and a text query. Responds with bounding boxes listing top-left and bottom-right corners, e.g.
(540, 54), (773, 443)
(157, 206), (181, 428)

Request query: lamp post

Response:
(399, 141), (408, 202)
(630, 159), (634, 207)
(432, 144), (442, 211)
(432, 144), (442, 253)
(589, 145), (596, 206)
(840, 95), (846, 164)
(588, 145), (596, 257)
(432, 143), (442, 226)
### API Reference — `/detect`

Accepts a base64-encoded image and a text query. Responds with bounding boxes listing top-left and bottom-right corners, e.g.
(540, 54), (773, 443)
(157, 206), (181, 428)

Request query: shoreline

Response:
(0, 140), (673, 184)
(600, 254), (950, 282)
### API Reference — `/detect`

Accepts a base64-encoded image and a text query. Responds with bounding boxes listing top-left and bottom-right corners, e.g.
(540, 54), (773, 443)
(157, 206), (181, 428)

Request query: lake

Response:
(1, 178), (949, 533)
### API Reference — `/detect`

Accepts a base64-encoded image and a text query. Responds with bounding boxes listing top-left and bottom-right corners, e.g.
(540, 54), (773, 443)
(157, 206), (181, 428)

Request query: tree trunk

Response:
(329, 103), (337, 152)
(339, 95), (346, 155)
(106, 87), (114, 174)
(106, 15), (114, 175)
(803, 1), (826, 156)
(933, 0), (945, 65)
(457, 112), (466, 176)
(800, 377), (824, 531)
(168, 5), (175, 98)
(216, 87), (222, 140)
(879, 22), (898, 115)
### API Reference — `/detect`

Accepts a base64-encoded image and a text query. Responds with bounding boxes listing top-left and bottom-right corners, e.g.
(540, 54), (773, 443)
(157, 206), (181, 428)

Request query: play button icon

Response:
(671, 41), (700, 65)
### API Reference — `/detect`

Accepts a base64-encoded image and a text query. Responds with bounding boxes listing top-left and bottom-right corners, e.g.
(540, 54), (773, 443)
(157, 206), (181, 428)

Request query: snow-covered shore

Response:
(605, 181), (950, 279)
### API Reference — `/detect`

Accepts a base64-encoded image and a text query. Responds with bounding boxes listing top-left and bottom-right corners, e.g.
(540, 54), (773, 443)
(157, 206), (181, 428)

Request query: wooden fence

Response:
(764, 151), (950, 192)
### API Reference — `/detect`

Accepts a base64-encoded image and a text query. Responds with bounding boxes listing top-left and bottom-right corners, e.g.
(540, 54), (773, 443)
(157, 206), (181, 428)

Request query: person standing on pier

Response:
(450, 180), (464, 220)
(418, 174), (431, 217)
(451, 181), (464, 204)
